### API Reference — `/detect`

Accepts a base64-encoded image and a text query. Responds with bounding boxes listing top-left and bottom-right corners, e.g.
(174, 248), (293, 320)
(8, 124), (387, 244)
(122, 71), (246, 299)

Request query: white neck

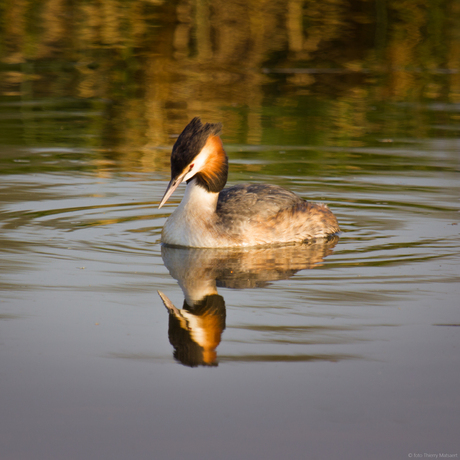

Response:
(179, 179), (219, 213)
(161, 179), (220, 247)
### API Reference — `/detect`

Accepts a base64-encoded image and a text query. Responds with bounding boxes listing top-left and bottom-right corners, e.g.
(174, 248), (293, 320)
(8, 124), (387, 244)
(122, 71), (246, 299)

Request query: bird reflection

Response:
(158, 290), (225, 367)
(158, 236), (339, 367)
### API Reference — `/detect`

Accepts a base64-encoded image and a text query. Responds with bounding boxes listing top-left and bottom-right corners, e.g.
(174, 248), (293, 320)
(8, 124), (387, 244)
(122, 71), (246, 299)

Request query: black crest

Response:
(171, 117), (223, 179)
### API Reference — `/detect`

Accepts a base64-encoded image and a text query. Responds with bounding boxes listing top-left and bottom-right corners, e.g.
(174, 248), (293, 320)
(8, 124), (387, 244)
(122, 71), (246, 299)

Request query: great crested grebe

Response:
(159, 117), (340, 248)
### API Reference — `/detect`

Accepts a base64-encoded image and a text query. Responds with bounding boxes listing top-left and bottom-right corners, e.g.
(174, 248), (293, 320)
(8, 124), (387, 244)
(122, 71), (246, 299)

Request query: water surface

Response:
(1, 1), (460, 459)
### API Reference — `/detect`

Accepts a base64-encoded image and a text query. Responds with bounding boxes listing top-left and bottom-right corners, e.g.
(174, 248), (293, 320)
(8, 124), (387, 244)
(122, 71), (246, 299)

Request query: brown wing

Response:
(216, 184), (339, 243)
(217, 184), (301, 218)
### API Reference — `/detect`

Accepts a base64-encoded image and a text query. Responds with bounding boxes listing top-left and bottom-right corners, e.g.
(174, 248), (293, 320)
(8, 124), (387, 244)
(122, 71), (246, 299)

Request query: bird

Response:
(158, 117), (340, 248)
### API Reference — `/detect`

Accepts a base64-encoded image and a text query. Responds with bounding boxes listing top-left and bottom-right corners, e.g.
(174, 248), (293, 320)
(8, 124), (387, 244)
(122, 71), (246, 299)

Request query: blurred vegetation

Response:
(0, 0), (459, 170)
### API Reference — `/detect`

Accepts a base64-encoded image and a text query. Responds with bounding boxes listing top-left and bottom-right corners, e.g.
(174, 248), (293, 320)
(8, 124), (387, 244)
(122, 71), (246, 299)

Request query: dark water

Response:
(1, 2), (460, 459)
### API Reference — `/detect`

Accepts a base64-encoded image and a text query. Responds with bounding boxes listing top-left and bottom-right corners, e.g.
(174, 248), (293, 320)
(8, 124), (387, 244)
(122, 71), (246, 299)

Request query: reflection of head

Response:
(161, 237), (339, 366)
(168, 294), (226, 368)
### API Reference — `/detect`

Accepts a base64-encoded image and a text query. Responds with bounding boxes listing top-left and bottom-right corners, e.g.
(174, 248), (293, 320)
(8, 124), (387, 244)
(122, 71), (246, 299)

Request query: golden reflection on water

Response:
(0, 5), (459, 457)
(158, 237), (339, 367)
(0, 0), (459, 158)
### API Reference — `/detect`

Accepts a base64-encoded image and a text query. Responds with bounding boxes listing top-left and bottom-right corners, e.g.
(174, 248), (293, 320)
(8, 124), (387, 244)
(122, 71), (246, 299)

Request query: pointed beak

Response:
(157, 290), (179, 314)
(158, 170), (188, 209)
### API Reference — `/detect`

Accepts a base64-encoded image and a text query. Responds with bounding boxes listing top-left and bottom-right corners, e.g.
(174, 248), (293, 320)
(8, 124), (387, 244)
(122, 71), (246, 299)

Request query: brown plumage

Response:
(159, 117), (340, 248)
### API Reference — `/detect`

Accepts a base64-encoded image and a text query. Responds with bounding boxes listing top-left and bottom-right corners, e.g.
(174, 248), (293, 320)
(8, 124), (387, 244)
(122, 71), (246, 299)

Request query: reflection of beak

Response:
(157, 290), (190, 331)
(158, 170), (188, 209)
(157, 290), (181, 316)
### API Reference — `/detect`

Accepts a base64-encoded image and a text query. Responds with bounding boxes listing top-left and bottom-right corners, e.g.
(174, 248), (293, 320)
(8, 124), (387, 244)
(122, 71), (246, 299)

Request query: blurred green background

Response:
(0, 0), (458, 161)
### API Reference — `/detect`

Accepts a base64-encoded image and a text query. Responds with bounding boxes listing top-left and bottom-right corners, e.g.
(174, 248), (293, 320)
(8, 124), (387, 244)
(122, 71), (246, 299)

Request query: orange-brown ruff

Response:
(159, 117), (340, 248)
